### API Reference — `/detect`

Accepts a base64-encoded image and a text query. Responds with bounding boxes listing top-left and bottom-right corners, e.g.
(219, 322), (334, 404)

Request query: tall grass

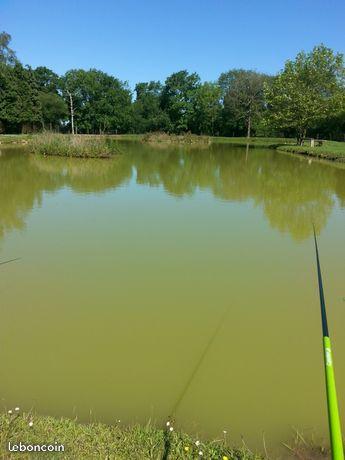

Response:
(29, 133), (119, 158)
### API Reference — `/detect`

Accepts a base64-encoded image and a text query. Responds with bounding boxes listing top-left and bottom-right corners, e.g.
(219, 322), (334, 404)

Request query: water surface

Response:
(0, 142), (344, 455)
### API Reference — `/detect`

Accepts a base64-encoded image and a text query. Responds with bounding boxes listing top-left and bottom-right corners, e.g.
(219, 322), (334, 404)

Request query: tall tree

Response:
(33, 66), (68, 130)
(192, 82), (222, 135)
(265, 44), (345, 144)
(219, 69), (269, 138)
(62, 69), (132, 134)
(0, 62), (42, 132)
(38, 92), (68, 130)
(33, 66), (61, 94)
(0, 31), (16, 65)
(161, 70), (200, 133)
(132, 81), (170, 133)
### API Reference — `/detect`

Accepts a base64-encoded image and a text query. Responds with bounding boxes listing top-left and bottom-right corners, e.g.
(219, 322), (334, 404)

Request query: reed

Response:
(29, 133), (119, 158)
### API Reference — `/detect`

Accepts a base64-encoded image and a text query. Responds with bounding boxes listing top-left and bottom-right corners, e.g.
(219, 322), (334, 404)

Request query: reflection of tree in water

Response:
(1, 143), (344, 241)
(123, 142), (341, 240)
(31, 155), (132, 193)
(0, 149), (63, 238)
(334, 168), (345, 209)
(0, 149), (132, 238)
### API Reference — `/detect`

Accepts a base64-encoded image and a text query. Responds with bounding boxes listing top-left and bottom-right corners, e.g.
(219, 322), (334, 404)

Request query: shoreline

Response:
(0, 411), (327, 459)
(1, 134), (345, 164)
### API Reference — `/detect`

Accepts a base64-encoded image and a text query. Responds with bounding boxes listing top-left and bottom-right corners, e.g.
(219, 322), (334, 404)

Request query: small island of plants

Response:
(28, 133), (119, 158)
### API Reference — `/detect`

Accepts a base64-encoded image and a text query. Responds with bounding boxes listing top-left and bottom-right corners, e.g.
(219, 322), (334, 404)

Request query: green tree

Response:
(218, 69), (269, 138)
(62, 69), (132, 134)
(161, 70), (200, 133)
(0, 31), (16, 65)
(192, 82), (222, 135)
(34, 66), (61, 94)
(33, 66), (68, 131)
(132, 81), (170, 133)
(0, 62), (42, 133)
(38, 92), (68, 130)
(265, 45), (345, 144)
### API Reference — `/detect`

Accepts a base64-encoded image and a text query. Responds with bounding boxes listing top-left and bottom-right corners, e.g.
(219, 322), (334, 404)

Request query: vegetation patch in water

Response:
(29, 133), (119, 158)
(142, 132), (211, 145)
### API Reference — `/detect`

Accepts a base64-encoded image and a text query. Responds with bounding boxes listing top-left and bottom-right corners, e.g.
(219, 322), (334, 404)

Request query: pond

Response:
(0, 141), (344, 454)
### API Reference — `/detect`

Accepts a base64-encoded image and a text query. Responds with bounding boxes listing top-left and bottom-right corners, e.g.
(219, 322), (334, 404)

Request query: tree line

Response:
(0, 31), (344, 141)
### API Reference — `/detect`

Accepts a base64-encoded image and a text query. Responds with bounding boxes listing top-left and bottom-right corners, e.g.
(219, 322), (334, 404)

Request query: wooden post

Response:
(310, 138), (315, 148)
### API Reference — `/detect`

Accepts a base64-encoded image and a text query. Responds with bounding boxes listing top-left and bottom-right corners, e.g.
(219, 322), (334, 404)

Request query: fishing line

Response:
(168, 308), (229, 419)
(0, 258), (21, 267)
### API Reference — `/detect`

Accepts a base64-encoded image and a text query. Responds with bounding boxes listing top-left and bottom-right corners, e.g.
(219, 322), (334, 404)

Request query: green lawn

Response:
(276, 140), (345, 160)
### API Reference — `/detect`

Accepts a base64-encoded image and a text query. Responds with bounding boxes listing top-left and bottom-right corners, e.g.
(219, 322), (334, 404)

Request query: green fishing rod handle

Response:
(323, 336), (344, 460)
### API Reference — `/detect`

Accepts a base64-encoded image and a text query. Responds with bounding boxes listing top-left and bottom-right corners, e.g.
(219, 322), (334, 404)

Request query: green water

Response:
(0, 141), (345, 453)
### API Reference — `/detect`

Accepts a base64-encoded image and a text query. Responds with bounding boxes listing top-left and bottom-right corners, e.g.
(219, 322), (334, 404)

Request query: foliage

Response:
(1, 30), (345, 140)
(0, 31), (16, 65)
(62, 69), (132, 134)
(39, 92), (68, 129)
(192, 82), (222, 135)
(265, 44), (345, 144)
(160, 70), (201, 132)
(33, 66), (61, 94)
(132, 81), (171, 133)
(0, 62), (42, 133)
(219, 70), (270, 137)
(29, 133), (119, 158)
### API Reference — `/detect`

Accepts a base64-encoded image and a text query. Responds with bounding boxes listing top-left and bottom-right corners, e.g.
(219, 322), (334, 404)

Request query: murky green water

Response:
(0, 141), (345, 454)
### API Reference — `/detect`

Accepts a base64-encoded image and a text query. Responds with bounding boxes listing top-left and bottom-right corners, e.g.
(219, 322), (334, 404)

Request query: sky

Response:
(1, 0), (345, 89)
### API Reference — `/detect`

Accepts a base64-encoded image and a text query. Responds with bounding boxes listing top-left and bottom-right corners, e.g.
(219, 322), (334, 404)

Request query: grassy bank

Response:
(28, 133), (119, 158)
(0, 411), (329, 459)
(212, 136), (345, 162)
(276, 141), (345, 162)
(0, 412), (263, 459)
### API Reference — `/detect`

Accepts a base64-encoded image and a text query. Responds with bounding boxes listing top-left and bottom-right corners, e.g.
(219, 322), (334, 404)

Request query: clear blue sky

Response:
(1, 0), (345, 89)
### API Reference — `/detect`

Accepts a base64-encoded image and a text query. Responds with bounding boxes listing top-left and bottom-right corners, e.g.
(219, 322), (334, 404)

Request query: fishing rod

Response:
(0, 258), (21, 267)
(313, 226), (344, 460)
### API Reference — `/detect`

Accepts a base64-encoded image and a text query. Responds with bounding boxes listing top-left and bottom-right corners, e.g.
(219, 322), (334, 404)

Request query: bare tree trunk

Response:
(67, 90), (75, 135)
(247, 114), (251, 139)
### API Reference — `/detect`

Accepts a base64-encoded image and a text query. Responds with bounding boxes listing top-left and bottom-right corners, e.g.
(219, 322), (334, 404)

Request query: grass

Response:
(28, 133), (119, 158)
(211, 136), (345, 162)
(276, 140), (345, 161)
(0, 411), (264, 459)
(0, 411), (331, 459)
(0, 134), (31, 144)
